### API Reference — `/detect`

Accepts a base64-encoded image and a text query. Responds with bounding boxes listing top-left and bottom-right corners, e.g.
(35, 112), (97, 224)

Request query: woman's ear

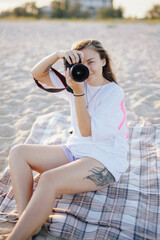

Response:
(102, 59), (106, 66)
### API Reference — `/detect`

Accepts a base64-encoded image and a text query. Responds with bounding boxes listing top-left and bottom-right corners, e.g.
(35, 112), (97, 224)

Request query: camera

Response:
(64, 55), (89, 82)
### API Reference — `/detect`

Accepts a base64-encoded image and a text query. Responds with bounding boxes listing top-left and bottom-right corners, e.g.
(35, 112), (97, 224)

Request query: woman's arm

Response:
(74, 94), (91, 137)
(31, 51), (62, 79)
(31, 51), (63, 86)
(31, 49), (91, 137)
(65, 68), (91, 137)
(31, 50), (83, 86)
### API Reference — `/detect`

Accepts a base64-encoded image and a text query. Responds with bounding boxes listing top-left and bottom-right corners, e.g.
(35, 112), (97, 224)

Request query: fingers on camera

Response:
(65, 51), (81, 64)
(69, 54), (78, 64)
(78, 51), (84, 62)
(65, 68), (71, 79)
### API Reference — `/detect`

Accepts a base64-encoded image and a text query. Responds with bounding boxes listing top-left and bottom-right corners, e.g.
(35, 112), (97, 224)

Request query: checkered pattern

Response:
(0, 113), (160, 240)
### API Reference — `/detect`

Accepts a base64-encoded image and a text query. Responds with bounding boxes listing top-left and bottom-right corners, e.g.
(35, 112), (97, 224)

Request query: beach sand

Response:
(0, 19), (160, 239)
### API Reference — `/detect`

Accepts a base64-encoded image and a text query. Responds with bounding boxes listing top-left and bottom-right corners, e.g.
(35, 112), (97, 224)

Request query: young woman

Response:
(7, 40), (129, 240)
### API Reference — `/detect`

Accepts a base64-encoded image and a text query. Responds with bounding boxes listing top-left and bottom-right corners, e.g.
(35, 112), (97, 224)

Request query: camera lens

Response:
(71, 63), (89, 82)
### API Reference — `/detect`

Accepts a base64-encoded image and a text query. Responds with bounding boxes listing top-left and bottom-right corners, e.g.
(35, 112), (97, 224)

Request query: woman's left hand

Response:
(65, 68), (84, 95)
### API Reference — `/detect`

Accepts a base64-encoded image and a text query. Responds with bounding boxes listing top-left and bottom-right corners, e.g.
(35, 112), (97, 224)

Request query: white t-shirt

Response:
(49, 70), (129, 181)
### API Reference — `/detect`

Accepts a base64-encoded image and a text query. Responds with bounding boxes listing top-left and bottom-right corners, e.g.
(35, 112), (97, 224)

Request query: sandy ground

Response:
(0, 20), (160, 239)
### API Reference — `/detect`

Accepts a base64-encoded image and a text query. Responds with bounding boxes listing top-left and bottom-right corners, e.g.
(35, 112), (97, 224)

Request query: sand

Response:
(0, 19), (160, 239)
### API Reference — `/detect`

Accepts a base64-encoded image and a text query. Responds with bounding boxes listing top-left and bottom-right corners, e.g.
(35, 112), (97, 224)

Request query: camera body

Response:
(64, 56), (89, 82)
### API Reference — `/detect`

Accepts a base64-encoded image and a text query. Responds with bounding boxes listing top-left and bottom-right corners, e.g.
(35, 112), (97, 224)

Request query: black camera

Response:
(64, 56), (89, 82)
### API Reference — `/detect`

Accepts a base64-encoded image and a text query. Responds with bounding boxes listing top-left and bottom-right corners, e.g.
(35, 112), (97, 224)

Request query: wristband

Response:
(73, 93), (85, 97)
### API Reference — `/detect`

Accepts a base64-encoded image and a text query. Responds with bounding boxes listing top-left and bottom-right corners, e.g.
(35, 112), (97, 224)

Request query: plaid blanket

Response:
(0, 113), (160, 240)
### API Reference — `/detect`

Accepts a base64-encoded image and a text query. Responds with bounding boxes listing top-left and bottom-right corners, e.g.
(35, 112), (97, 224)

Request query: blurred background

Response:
(0, 0), (160, 19)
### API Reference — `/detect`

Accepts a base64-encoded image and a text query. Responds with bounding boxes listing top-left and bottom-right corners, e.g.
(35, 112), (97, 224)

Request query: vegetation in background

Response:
(98, 7), (123, 19)
(145, 4), (160, 19)
(50, 0), (92, 18)
(0, 1), (160, 20)
(0, 2), (41, 18)
(0, 0), (122, 19)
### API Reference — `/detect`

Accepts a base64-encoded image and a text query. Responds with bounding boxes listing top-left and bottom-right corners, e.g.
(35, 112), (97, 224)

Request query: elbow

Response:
(79, 121), (92, 137)
(30, 70), (40, 81)
(81, 133), (90, 137)
(30, 68), (36, 78)
(80, 130), (91, 137)
(30, 66), (40, 79)
(30, 69), (35, 79)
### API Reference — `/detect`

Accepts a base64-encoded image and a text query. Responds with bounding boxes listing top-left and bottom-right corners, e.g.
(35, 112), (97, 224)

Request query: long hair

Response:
(72, 39), (118, 84)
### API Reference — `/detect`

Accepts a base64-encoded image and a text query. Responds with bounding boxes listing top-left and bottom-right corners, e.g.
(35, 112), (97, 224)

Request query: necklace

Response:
(85, 80), (105, 108)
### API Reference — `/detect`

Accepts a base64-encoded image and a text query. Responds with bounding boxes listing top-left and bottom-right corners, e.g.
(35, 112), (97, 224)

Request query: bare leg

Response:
(8, 144), (69, 217)
(9, 148), (33, 217)
(6, 157), (115, 240)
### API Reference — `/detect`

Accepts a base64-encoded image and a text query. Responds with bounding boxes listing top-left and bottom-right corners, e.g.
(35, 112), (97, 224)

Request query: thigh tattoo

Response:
(84, 167), (115, 187)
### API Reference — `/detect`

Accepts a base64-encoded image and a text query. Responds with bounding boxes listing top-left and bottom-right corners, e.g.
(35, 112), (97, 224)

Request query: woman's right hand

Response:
(58, 50), (84, 65)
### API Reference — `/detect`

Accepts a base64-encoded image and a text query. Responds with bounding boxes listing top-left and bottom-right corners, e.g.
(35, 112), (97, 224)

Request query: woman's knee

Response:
(39, 170), (55, 185)
(9, 144), (27, 163)
(38, 170), (59, 193)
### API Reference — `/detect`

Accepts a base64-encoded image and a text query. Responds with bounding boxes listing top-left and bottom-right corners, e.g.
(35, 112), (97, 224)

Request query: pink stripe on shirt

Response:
(118, 97), (129, 138)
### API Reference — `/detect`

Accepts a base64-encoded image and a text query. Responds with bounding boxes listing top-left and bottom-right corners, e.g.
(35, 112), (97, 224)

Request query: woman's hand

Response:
(65, 68), (84, 95)
(65, 69), (91, 138)
(59, 50), (84, 94)
(58, 50), (84, 64)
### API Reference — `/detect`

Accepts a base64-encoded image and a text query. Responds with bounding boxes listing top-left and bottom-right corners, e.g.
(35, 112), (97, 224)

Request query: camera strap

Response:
(34, 67), (73, 94)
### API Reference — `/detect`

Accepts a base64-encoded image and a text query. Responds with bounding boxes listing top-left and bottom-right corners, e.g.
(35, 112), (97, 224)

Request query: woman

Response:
(7, 39), (129, 240)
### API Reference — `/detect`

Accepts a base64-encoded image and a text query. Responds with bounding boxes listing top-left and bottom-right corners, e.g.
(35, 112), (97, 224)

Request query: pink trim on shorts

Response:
(60, 145), (79, 162)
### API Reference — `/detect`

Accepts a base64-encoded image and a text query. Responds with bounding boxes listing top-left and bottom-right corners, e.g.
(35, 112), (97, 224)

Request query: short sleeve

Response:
(91, 88), (128, 141)
(49, 70), (71, 102)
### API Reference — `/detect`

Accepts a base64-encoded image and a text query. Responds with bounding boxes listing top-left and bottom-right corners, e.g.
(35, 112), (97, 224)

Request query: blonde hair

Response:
(72, 39), (118, 84)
